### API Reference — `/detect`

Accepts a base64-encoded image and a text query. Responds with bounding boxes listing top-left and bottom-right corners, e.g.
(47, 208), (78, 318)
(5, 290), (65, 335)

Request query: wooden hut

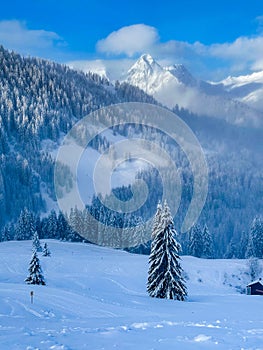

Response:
(246, 278), (263, 295)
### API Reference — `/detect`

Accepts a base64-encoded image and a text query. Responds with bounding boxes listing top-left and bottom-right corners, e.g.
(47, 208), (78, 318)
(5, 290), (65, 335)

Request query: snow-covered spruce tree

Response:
(57, 211), (72, 241)
(238, 231), (249, 259)
(32, 231), (42, 252)
(188, 224), (203, 258)
(247, 257), (262, 282)
(147, 200), (187, 300)
(151, 201), (162, 239)
(42, 242), (51, 257)
(25, 251), (46, 285)
(15, 208), (36, 241)
(202, 225), (214, 259)
(225, 238), (239, 259)
(1, 224), (12, 241)
(45, 210), (58, 239)
(246, 217), (263, 258)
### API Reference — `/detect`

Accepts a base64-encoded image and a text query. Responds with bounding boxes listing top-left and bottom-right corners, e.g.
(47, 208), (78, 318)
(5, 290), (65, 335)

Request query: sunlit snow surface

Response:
(0, 241), (263, 349)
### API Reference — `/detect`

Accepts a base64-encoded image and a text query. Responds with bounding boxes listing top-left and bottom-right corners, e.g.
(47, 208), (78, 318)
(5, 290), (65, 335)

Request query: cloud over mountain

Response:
(96, 24), (263, 79)
(96, 24), (159, 57)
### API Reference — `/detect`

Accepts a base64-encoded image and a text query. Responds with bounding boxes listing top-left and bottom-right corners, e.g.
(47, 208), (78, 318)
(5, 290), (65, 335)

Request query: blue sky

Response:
(1, 0), (263, 80)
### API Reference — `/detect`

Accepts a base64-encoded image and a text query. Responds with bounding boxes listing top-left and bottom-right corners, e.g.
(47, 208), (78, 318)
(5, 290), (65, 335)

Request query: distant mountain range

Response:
(215, 71), (263, 112)
(80, 54), (263, 128)
(125, 54), (263, 128)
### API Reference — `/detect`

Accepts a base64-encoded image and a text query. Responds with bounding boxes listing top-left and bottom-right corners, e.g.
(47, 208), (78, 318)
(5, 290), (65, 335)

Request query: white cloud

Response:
(2, 20), (262, 80)
(96, 24), (159, 57)
(67, 58), (134, 80)
(95, 24), (263, 79)
(0, 20), (65, 56)
(205, 36), (263, 75)
(209, 36), (263, 60)
(252, 59), (263, 71)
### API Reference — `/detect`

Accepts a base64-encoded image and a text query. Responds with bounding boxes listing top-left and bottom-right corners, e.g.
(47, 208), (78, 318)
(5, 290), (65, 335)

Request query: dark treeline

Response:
(1, 200), (262, 260)
(0, 205), (151, 253)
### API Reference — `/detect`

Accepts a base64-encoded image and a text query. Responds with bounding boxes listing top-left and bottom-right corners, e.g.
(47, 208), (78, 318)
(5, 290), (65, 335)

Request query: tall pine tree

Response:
(147, 200), (187, 300)
(188, 224), (203, 258)
(15, 209), (36, 241)
(246, 217), (263, 258)
(202, 225), (214, 259)
(32, 231), (42, 252)
(238, 231), (249, 258)
(1, 224), (12, 241)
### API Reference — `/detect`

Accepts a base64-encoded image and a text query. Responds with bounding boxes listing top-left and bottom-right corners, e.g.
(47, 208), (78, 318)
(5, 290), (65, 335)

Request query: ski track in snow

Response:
(0, 240), (263, 349)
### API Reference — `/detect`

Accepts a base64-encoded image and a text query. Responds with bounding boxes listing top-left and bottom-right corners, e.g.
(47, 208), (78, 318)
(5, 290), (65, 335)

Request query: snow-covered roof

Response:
(247, 279), (263, 287)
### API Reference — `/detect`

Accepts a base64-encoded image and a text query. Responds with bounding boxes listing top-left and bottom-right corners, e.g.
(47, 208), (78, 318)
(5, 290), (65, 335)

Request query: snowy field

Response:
(0, 240), (263, 350)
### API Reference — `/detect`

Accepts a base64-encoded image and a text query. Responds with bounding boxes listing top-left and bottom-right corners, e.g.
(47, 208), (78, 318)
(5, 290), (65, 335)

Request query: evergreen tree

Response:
(238, 231), (249, 259)
(82, 209), (92, 242)
(35, 215), (42, 238)
(188, 224), (203, 258)
(202, 225), (214, 258)
(147, 200), (187, 300)
(71, 206), (84, 237)
(127, 215), (145, 248)
(44, 210), (58, 239)
(42, 242), (51, 257)
(247, 257), (262, 282)
(246, 217), (263, 258)
(25, 251), (46, 285)
(151, 201), (162, 239)
(14, 209), (36, 241)
(1, 224), (12, 241)
(225, 237), (239, 259)
(32, 231), (42, 252)
(57, 211), (71, 241)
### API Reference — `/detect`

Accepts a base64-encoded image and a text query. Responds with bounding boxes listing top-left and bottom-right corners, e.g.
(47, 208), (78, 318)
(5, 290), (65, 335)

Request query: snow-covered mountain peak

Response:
(219, 70), (263, 88)
(139, 53), (155, 65)
(213, 70), (263, 112)
(125, 54), (263, 127)
(164, 64), (197, 86)
(127, 53), (163, 76)
(126, 54), (174, 95)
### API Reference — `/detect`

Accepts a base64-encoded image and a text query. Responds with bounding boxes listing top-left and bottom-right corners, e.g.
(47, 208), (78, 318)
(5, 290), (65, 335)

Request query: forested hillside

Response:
(0, 45), (156, 227)
(0, 45), (262, 258)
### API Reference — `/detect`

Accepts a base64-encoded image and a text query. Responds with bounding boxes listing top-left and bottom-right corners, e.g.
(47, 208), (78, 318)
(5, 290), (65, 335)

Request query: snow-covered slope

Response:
(164, 64), (197, 87)
(125, 54), (263, 127)
(215, 71), (263, 112)
(1, 240), (263, 349)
